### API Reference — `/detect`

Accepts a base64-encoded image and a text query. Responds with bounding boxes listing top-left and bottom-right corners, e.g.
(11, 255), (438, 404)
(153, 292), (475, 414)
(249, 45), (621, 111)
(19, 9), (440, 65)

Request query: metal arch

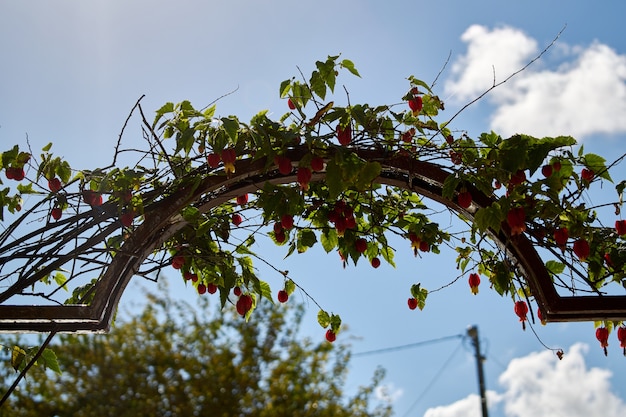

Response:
(0, 146), (624, 333)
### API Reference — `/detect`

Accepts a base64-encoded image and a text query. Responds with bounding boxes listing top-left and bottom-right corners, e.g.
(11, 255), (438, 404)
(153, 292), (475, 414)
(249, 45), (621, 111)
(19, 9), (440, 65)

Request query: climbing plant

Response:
(1, 55), (626, 379)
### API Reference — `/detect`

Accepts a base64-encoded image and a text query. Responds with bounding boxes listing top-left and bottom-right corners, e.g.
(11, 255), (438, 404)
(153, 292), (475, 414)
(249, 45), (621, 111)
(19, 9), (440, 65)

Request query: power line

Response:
(401, 340), (464, 417)
(352, 334), (463, 357)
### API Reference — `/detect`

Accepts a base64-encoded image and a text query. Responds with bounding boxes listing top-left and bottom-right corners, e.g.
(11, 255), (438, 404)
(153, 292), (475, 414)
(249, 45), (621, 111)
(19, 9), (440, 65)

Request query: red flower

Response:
(277, 289), (289, 303)
(581, 168), (594, 183)
(48, 177), (62, 193)
(207, 153), (221, 168)
(310, 156), (325, 172)
(336, 124), (352, 146)
(553, 227), (569, 248)
(573, 239), (590, 261)
(617, 326), (626, 355)
(457, 191), (472, 209)
(507, 207), (526, 236)
(280, 214), (294, 230)
(355, 238), (368, 254)
(408, 96), (423, 115)
(287, 98), (296, 110)
(51, 207), (62, 221)
(596, 327), (609, 356)
(220, 148), (237, 174)
(325, 329), (337, 343)
(537, 308), (546, 325)
(236, 294), (253, 317)
(616, 220), (626, 236)
(236, 194), (248, 205)
(509, 170), (527, 187)
(82, 190), (103, 207)
(468, 273), (480, 295)
(274, 155), (292, 175)
(297, 167), (312, 191)
(541, 164), (553, 178)
(514, 300), (528, 330)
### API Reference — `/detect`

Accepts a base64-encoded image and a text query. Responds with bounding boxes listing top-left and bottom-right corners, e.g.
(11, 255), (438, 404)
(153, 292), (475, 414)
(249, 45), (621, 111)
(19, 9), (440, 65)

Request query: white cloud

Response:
(423, 343), (625, 417)
(445, 25), (626, 140)
(424, 392), (502, 417)
(445, 25), (538, 102)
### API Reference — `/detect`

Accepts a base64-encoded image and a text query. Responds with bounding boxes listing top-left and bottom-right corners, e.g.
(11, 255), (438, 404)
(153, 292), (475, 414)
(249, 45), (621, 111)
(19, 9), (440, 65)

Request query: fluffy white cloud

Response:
(445, 25), (626, 140)
(445, 25), (538, 102)
(424, 392), (502, 417)
(423, 343), (625, 417)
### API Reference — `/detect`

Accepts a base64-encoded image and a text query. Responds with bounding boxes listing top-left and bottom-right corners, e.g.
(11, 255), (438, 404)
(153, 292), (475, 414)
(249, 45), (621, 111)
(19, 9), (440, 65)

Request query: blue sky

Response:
(2, 1), (626, 416)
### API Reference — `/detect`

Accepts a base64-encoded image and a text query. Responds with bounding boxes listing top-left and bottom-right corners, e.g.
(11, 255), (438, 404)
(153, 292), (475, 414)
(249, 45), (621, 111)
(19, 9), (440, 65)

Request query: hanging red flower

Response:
(514, 300), (529, 330)
(617, 326), (626, 356)
(596, 327), (609, 356)
(468, 273), (480, 295)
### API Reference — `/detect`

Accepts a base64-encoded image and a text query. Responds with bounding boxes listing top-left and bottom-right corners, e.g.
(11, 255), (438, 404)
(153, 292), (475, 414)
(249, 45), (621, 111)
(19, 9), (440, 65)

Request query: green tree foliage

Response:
(0, 288), (391, 417)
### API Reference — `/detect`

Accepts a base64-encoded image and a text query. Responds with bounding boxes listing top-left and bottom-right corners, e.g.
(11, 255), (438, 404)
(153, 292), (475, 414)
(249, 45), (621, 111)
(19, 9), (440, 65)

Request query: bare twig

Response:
(0, 329), (58, 407)
(111, 95), (145, 167)
(444, 25), (567, 130)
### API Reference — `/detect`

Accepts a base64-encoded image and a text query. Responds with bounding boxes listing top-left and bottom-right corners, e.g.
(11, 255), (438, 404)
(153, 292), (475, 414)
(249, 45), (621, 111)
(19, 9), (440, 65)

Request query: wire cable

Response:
(352, 334), (463, 357)
(401, 340), (464, 417)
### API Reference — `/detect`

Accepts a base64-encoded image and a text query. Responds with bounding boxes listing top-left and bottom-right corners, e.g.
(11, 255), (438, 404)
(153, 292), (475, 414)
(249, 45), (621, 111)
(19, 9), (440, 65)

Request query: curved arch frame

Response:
(0, 147), (625, 332)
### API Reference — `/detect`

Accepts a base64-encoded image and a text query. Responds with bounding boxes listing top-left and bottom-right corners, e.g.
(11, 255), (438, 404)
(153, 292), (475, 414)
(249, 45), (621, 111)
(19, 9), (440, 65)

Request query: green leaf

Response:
(499, 134), (530, 172)
(583, 153), (612, 182)
(221, 117), (239, 142)
(153, 102), (175, 127)
(310, 71), (326, 100)
(490, 261), (512, 296)
(526, 136), (576, 174)
(11, 346), (26, 372)
(16, 183), (37, 195)
(42, 142), (53, 152)
(546, 260), (565, 276)
(279, 79), (292, 98)
(321, 229), (338, 253)
(407, 76), (433, 94)
(37, 348), (61, 374)
(380, 245), (395, 267)
(410, 284), (428, 310)
(255, 280), (273, 304)
(284, 279), (296, 295)
(329, 313), (342, 332)
(473, 203), (503, 233)
(203, 105), (216, 119)
(54, 272), (68, 290)
(442, 175), (461, 200)
(325, 158), (345, 201)
(297, 229), (317, 252)
(355, 162), (381, 190)
(340, 59), (360, 77)
(317, 310), (331, 328)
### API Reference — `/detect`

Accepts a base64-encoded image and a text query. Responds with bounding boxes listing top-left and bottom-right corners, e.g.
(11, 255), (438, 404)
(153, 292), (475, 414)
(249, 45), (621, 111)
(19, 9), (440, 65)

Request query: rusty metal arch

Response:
(0, 146), (625, 333)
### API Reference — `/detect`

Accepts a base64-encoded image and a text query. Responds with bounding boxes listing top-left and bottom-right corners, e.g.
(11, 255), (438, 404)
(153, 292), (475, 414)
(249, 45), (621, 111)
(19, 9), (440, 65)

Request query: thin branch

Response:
(431, 49), (452, 89)
(200, 86), (240, 112)
(137, 102), (177, 177)
(0, 329), (58, 407)
(111, 95), (145, 167)
(444, 25), (567, 130)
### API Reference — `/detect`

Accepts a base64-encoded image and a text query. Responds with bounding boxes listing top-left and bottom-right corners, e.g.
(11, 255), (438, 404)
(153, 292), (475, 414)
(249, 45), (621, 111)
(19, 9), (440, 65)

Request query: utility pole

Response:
(467, 325), (489, 417)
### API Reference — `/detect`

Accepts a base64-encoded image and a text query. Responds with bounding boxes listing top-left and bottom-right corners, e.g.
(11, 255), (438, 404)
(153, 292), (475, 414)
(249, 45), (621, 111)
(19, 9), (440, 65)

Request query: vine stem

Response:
(443, 25), (567, 131)
(0, 329), (58, 407)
